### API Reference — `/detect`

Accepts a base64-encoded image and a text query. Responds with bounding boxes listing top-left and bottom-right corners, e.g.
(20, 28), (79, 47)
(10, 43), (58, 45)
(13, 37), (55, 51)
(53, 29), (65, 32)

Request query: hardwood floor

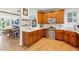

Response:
(0, 31), (78, 51)
(27, 38), (78, 51)
(0, 32), (28, 51)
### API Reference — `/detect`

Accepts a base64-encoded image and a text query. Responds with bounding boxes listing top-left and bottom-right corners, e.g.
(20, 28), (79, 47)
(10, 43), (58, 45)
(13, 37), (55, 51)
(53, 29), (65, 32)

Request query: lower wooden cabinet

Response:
(64, 30), (78, 47)
(56, 30), (78, 47)
(23, 29), (78, 48)
(55, 30), (64, 41)
(22, 32), (29, 46)
(64, 31), (69, 43)
(69, 32), (78, 47)
(22, 29), (46, 47)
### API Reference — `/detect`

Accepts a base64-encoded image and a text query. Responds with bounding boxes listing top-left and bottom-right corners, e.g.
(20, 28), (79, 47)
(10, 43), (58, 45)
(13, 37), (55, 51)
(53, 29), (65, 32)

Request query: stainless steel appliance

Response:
(47, 26), (56, 39)
(48, 18), (56, 24)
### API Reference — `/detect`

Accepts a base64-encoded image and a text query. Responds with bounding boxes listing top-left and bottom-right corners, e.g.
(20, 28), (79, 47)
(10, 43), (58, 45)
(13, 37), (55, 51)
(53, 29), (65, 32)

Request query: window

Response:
(67, 11), (77, 22)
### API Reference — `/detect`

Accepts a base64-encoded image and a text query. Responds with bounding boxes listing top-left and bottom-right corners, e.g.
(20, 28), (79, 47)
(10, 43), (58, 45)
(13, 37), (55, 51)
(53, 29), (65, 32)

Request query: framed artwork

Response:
(32, 20), (36, 27)
(23, 8), (28, 16)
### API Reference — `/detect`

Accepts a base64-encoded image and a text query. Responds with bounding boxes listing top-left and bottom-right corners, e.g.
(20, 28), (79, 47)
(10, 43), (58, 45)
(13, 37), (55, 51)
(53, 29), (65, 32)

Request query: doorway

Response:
(0, 8), (21, 50)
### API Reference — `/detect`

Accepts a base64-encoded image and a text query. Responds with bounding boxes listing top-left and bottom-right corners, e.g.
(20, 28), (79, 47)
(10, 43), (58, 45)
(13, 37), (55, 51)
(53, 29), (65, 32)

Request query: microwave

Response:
(48, 18), (56, 24)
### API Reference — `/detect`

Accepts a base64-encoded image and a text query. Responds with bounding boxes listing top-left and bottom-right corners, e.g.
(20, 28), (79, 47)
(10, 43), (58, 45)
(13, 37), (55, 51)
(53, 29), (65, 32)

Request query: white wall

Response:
(21, 8), (39, 28)
(20, 8), (40, 46)
(62, 8), (79, 28)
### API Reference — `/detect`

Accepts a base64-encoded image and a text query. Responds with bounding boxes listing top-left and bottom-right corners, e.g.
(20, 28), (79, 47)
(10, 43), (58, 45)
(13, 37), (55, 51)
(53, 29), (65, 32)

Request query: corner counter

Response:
(22, 27), (47, 47)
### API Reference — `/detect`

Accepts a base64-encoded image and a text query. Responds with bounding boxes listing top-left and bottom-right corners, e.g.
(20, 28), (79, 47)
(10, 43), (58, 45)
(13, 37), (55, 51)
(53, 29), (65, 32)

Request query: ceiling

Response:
(37, 8), (61, 12)
(0, 8), (20, 15)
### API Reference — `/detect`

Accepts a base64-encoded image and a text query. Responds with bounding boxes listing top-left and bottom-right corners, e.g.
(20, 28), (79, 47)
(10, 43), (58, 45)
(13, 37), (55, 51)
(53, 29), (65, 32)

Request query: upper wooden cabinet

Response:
(42, 13), (48, 24)
(38, 12), (43, 24)
(56, 10), (64, 24)
(38, 12), (48, 24)
(47, 12), (53, 18)
(38, 9), (64, 24)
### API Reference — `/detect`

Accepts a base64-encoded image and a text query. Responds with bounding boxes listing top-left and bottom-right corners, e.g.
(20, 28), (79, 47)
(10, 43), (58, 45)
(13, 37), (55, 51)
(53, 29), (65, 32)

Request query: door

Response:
(55, 30), (64, 41)
(38, 12), (43, 24)
(64, 31), (69, 43)
(22, 32), (28, 46)
(42, 13), (48, 24)
(29, 32), (34, 45)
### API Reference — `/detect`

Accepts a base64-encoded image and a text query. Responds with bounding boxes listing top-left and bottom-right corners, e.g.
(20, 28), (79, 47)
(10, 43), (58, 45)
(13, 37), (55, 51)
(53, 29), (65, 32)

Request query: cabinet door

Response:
(39, 30), (42, 39)
(56, 11), (60, 23)
(58, 10), (64, 24)
(42, 13), (48, 24)
(38, 12), (43, 24)
(22, 32), (28, 46)
(55, 30), (64, 41)
(36, 30), (40, 41)
(29, 32), (34, 45)
(47, 12), (52, 18)
(56, 10), (64, 24)
(41, 29), (47, 37)
(64, 31), (69, 43)
(69, 32), (78, 47)
(33, 31), (36, 42)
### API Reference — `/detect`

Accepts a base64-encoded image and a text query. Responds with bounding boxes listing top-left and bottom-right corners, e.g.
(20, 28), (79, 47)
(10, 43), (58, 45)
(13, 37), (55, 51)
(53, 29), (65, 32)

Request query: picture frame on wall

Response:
(32, 20), (36, 27)
(23, 8), (28, 16)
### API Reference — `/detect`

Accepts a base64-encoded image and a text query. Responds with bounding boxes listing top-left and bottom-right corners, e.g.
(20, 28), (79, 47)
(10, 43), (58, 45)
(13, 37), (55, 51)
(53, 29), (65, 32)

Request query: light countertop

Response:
(21, 27), (47, 32)
(21, 26), (79, 34)
(56, 28), (79, 34)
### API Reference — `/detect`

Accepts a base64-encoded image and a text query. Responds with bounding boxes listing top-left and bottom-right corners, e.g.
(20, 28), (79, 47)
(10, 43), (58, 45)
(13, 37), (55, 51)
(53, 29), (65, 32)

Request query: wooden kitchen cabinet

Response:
(59, 10), (64, 24)
(55, 30), (64, 41)
(38, 12), (43, 24)
(37, 30), (42, 40)
(47, 12), (52, 18)
(69, 32), (78, 47)
(41, 29), (47, 37)
(64, 31), (69, 43)
(55, 29), (78, 48)
(29, 32), (34, 45)
(33, 31), (37, 42)
(56, 9), (64, 24)
(22, 29), (46, 47)
(38, 12), (48, 24)
(38, 9), (64, 24)
(42, 13), (48, 24)
(64, 30), (78, 47)
(22, 32), (29, 46)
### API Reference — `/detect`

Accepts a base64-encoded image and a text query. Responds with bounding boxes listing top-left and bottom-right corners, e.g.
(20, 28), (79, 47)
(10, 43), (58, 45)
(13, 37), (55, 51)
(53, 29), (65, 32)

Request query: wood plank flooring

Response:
(27, 38), (78, 51)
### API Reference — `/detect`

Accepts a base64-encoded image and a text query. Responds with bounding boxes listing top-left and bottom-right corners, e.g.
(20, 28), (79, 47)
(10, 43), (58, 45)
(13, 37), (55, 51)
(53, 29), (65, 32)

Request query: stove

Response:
(47, 26), (56, 39)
